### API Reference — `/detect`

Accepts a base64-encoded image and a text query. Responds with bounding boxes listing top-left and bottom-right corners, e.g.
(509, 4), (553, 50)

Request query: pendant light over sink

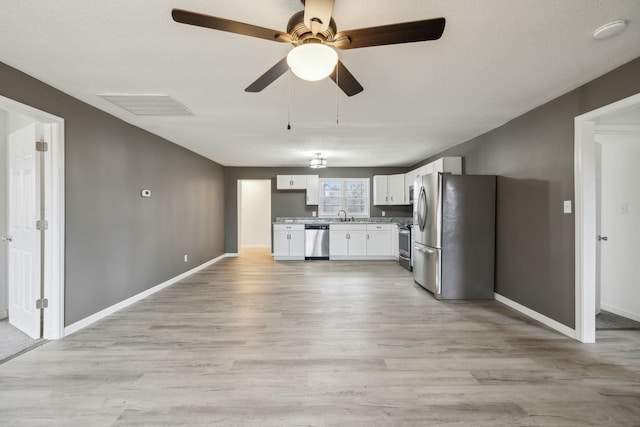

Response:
(309, 153), (327, 168)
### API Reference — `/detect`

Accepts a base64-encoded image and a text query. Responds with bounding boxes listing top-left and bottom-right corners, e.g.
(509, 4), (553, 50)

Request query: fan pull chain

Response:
(287, 69), (292, 130)
(335, 64), (340, 125)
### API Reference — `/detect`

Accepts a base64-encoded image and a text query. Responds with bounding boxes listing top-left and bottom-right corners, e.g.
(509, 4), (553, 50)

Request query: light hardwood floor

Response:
(1, 249), (639, 426)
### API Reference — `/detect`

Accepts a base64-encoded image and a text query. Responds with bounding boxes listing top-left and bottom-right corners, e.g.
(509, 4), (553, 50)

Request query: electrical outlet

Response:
(381, 211), (386, 217)
(184, 254), (188, 262)
(312, 211), (317, 217)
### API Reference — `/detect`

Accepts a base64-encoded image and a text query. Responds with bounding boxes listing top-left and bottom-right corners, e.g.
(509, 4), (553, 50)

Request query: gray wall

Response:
(0, 62), (226, 325)
(414, 57), (640, 328)
(225, 167), (412, 253)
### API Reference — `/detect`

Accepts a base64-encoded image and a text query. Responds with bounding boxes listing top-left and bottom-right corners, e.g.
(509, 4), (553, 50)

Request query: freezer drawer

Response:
(412, 243), (440, 296)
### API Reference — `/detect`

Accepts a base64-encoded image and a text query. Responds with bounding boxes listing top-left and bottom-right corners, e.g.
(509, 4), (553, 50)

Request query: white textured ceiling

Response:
(1, 0), (639, 167)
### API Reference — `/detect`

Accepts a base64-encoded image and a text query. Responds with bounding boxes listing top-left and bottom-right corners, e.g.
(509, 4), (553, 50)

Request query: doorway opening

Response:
(237, 180), (272, 255)
(574, 92), (640, 343)
(0, 95), (65, 345)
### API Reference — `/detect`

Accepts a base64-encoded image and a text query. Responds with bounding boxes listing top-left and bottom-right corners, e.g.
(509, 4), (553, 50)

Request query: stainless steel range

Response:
(398, 224), (412, 271)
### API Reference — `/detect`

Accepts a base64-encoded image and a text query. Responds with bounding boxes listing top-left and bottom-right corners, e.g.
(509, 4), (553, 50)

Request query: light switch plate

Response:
(563, 200), (572, 214)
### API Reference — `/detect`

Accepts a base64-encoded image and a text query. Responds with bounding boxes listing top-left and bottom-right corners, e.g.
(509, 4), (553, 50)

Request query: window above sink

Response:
(318, 178), (370, 218)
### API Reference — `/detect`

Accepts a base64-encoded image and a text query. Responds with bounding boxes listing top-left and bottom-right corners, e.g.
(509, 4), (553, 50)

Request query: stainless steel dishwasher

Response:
(304, 223), (330, 260)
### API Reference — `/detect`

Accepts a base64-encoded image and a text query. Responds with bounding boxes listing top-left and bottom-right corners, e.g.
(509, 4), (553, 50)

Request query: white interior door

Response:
(8, 123), (42, 339)
(598, 133), (640, 322)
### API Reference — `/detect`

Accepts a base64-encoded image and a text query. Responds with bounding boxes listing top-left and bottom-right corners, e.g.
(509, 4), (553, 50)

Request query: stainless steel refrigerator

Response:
(413, 173), (496, 299)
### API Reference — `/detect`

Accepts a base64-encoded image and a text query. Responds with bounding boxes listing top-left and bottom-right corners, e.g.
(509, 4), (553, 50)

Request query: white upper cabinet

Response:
(388, 174), (405, 205)
(306, 175), (319, 205)
(373, 174), (407, 205)
(432, 157), (462, 175)
(405, 157), (462, 201)
(373, 175), (389, 205)
(276, 175), (307, 190)
(276, 174), (318, 204)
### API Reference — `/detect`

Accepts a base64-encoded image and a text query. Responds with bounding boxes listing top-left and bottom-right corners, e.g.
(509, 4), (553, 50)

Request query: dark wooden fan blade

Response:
(329, 61), (363, 97)
(334, 17), (445, 50)
(245, 57), (290, 93)
(172, 9), (291, 43)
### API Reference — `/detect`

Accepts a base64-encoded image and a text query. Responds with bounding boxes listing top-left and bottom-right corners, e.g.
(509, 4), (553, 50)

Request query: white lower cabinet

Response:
(349, 230), (367, 256)
(274, 223), (398, 261)
(329, 229), (348, 256)
(273, 224), (305, 260)
(330, 223), (394, 260)
(366, 224), (394, 258)
(329, 224), (367, 259)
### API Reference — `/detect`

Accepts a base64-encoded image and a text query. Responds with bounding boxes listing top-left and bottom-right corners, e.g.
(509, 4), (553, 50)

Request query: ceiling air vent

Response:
(98, 93), (192, 116)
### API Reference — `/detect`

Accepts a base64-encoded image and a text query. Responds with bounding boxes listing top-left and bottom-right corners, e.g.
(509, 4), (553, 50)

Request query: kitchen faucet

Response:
(337, 210), (347, 222)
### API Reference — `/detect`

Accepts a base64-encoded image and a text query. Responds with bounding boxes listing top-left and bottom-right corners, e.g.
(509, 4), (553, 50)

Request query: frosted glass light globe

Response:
(287, 44), (338, 82)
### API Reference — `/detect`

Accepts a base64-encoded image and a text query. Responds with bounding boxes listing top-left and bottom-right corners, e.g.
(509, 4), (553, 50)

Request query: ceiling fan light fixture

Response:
(287, 44), (338, 81)
(309, 153), (327, 169)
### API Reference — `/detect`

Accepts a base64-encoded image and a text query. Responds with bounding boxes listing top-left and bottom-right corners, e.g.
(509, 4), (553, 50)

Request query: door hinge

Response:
(36, 298), (49, 309)
(36, 220), (49, 230)
(36, 141), (49, 152)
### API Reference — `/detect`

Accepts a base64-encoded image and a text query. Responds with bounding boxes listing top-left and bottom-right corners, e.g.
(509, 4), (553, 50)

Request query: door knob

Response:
(597, 235), (608, 241)
(0, 236), (12, 242)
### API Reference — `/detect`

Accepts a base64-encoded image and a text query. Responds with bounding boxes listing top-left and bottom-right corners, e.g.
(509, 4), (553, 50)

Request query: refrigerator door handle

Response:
(413, 244), (435, 254)
(417, 186), (427, 232)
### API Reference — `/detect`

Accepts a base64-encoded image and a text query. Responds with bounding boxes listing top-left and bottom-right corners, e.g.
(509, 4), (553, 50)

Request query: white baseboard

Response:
(494, 293), (577, 340)
(64, 253), (233, 337)
(601, 303), (640, 322)
(0, 309), (7, 320)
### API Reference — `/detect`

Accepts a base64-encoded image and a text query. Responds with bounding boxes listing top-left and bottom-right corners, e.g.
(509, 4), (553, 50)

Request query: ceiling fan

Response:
(172, 0), (445, 97)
